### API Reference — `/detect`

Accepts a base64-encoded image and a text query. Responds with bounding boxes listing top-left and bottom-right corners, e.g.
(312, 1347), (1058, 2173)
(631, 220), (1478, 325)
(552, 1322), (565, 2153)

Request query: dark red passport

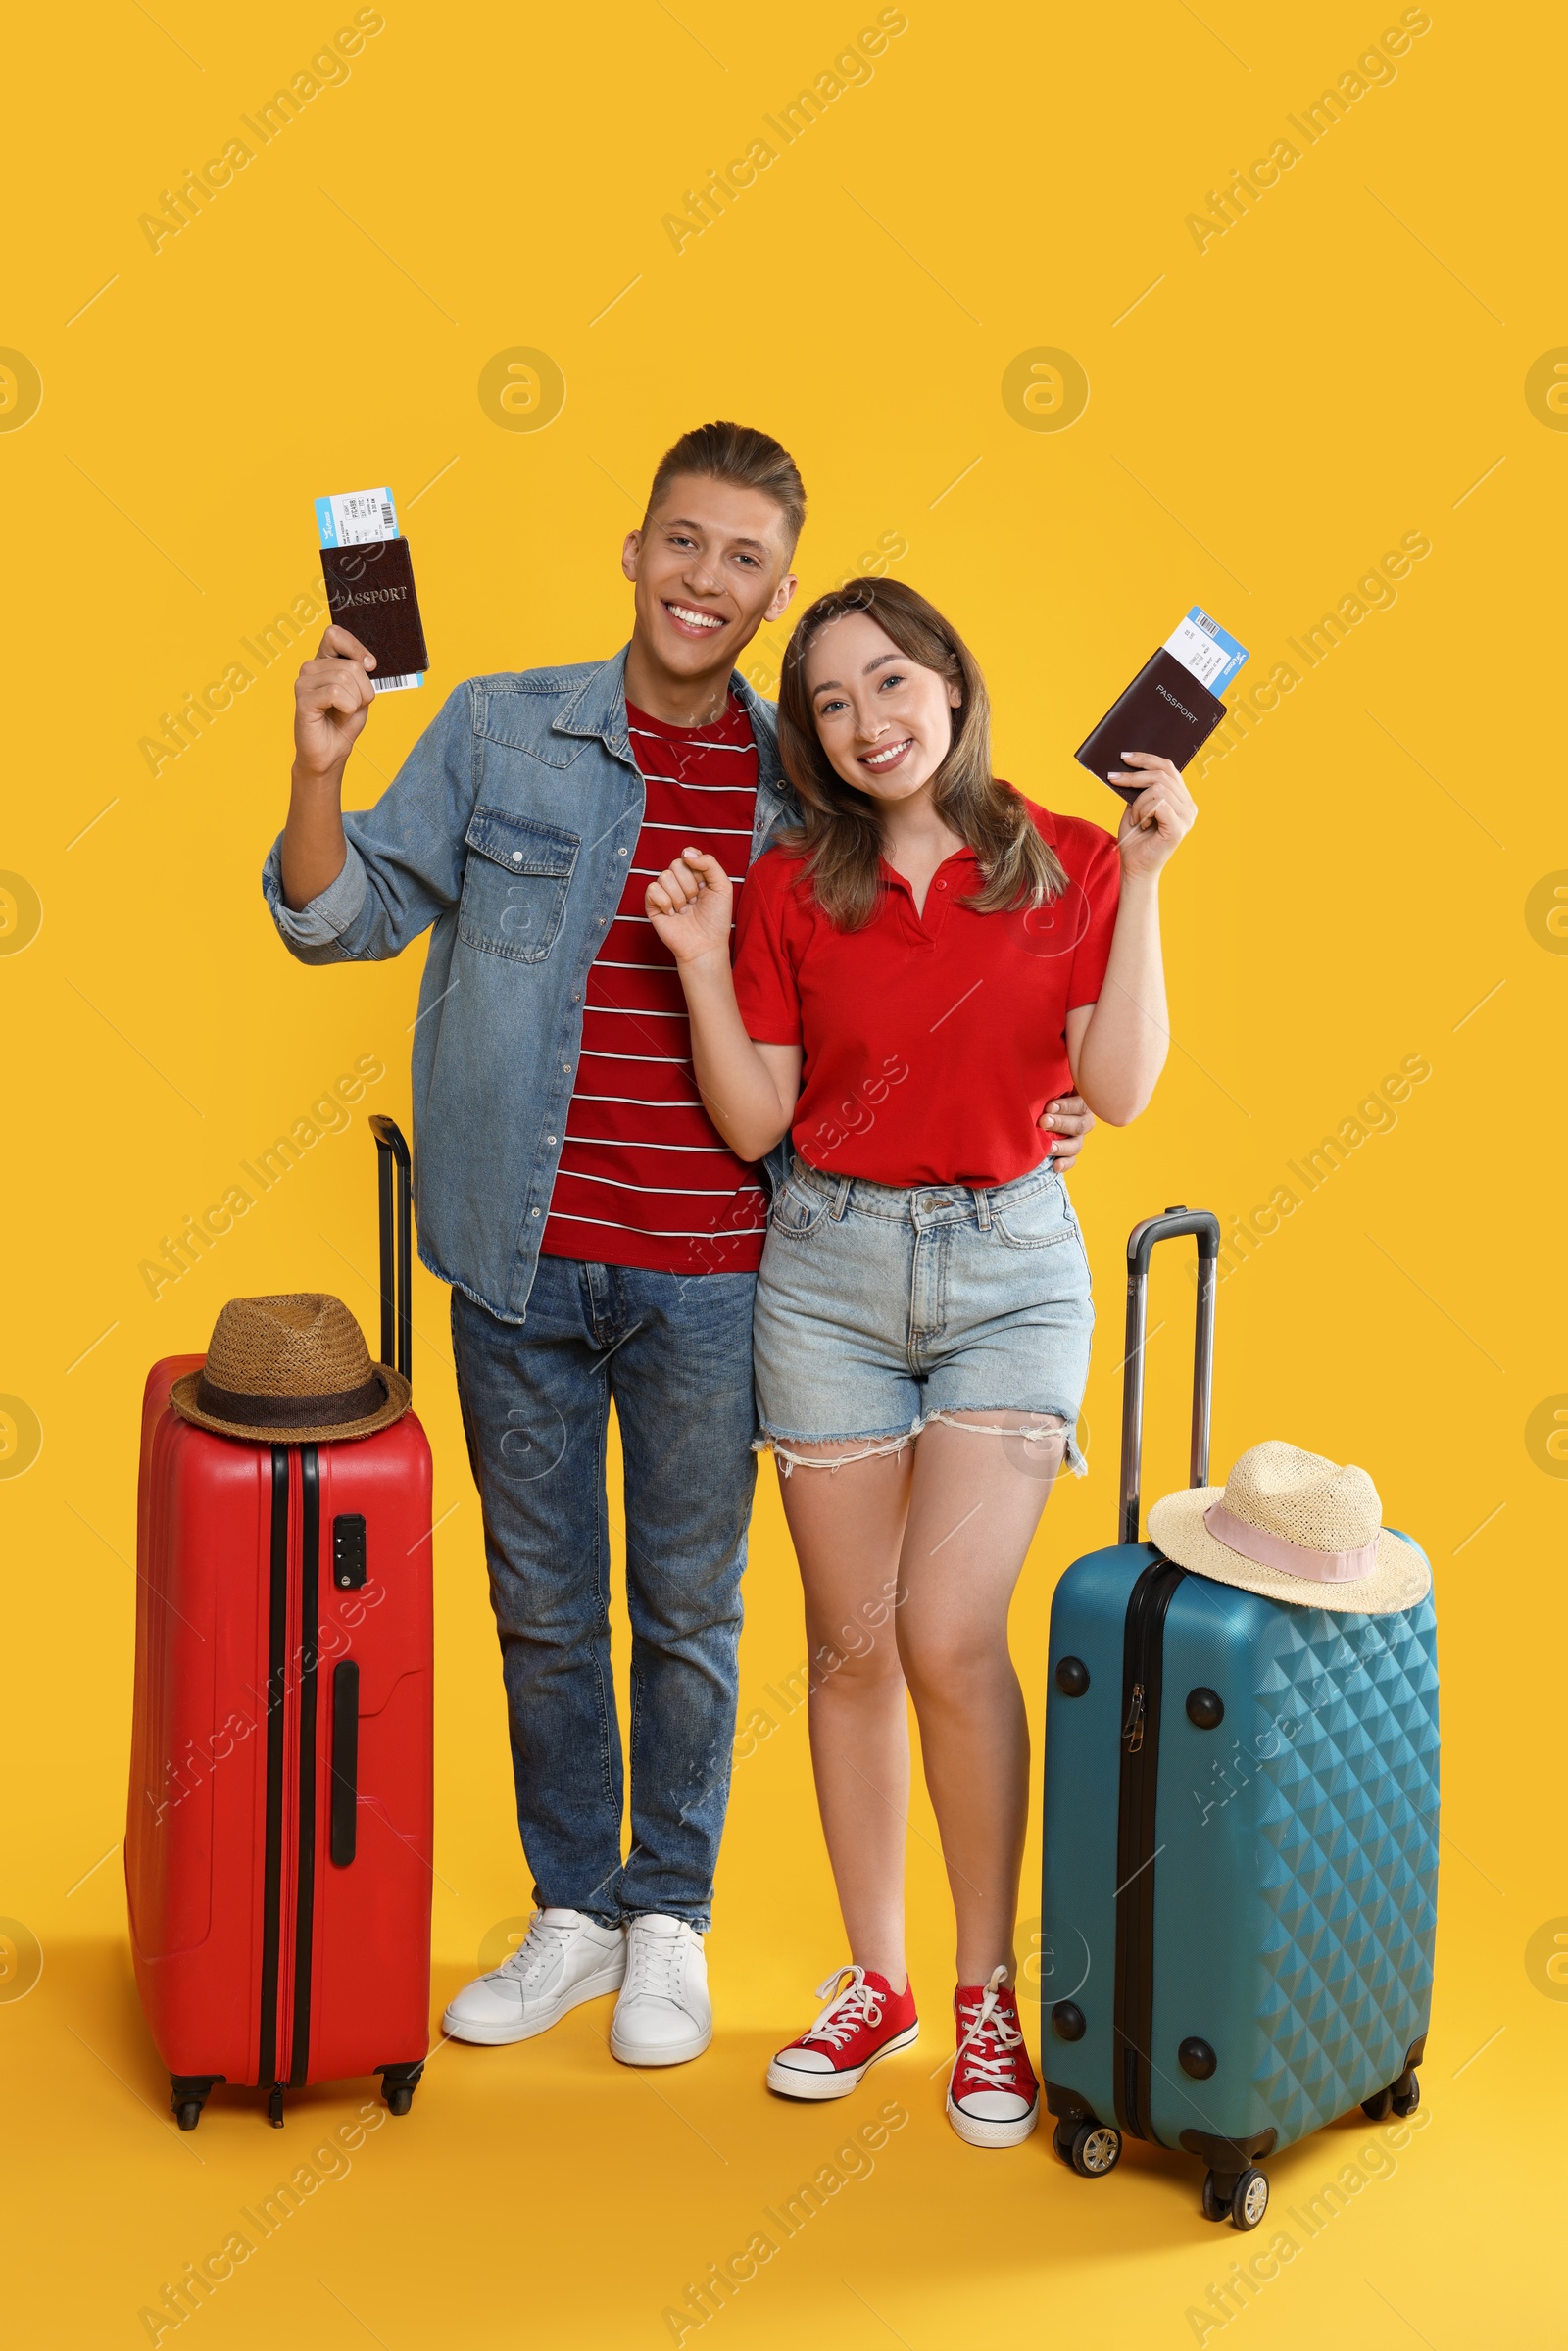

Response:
(1073, 648), (1227, 801)
(321, 537), (429, 683)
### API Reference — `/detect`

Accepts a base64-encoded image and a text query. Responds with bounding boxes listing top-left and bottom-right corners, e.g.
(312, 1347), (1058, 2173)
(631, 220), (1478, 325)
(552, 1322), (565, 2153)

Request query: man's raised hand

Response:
(293, 624), (378, 781)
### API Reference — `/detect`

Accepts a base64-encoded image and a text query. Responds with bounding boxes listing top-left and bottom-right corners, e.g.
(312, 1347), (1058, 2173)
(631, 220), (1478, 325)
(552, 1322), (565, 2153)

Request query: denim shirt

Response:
(262, 647), (797, 1322)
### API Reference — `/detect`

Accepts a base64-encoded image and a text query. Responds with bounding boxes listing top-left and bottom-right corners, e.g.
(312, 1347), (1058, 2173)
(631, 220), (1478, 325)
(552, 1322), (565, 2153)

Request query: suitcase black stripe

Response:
(257, 1448), (291, 2092)
(288, 1448), (322, 2092)
(1111, 1557), (1185, 2140)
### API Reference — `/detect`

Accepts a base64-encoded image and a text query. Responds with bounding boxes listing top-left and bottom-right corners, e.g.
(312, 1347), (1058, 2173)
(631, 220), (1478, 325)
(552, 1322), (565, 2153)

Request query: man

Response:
(265, 421), (1092, 2067)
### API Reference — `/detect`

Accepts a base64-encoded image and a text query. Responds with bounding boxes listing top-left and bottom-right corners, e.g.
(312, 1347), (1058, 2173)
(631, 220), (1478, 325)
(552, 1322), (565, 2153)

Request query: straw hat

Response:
(1147, 1440), (1430, 1616)
(170, 1294), (410, 1445)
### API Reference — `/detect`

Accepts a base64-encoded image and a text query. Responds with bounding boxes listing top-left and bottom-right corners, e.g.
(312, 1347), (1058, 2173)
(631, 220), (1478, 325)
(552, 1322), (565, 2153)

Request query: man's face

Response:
(622, 474), (798, 679)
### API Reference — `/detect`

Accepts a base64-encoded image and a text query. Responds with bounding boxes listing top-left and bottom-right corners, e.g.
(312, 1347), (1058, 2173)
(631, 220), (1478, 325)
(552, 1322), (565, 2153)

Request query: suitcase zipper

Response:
(257, 1448), (291, 2099)
(1111, 1555), (1185, 2142)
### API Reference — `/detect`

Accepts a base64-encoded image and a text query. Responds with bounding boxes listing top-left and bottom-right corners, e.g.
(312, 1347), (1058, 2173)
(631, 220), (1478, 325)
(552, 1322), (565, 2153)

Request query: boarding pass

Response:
(1162, 607), (1248, 694)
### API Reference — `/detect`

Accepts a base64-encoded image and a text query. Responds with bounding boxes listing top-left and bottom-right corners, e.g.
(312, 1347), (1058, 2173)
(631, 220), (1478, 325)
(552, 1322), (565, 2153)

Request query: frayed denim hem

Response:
(753, 1408), (1086, 1479)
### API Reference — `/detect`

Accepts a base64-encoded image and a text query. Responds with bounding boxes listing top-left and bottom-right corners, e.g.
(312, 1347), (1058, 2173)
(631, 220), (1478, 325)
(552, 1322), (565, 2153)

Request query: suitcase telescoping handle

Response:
(368, 1116), (413, 1390)
(1118, 1204), (1221, 1544)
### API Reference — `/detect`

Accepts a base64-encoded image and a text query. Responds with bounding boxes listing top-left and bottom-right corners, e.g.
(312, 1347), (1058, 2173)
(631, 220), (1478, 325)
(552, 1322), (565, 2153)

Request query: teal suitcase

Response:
(1039, 1209), (1439, 2230)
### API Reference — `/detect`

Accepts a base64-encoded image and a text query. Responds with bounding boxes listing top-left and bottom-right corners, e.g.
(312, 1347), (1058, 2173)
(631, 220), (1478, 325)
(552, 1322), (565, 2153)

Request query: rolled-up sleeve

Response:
(263, 836), (368, 955)
(261, 680), (477, 966)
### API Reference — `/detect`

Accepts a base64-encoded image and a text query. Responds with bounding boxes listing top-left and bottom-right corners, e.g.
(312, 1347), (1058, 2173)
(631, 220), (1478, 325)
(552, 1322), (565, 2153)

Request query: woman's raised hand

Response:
(1107, 753), (1197, 879)
(645, 848), (735, 965)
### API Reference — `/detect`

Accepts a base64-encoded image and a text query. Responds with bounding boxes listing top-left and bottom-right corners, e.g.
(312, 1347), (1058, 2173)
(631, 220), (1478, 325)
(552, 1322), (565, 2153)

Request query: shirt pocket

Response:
(458, 807), (580, 964)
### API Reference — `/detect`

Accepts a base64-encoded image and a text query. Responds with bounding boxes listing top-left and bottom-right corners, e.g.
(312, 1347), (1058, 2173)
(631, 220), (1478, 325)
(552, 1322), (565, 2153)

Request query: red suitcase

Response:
(126, 1118), (433, 2128)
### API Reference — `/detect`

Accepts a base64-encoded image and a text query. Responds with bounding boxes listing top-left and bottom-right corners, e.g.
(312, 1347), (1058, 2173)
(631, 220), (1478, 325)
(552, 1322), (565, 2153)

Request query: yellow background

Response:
(4, 0), (1563, 2342)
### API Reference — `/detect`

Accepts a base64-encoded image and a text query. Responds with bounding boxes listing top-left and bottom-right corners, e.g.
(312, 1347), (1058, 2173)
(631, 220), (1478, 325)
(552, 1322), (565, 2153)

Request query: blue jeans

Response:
(450, 1257), (758, 1931)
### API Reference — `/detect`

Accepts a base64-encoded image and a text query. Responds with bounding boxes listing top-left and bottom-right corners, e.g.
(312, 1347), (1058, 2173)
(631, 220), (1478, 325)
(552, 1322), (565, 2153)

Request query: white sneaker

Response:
(609, 1914), (712, 2067)
(442, 1909), (625, 2046)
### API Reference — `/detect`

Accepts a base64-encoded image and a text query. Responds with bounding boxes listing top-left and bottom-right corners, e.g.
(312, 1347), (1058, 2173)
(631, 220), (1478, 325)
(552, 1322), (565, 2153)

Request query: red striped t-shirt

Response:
(538, 698), (769, 1275)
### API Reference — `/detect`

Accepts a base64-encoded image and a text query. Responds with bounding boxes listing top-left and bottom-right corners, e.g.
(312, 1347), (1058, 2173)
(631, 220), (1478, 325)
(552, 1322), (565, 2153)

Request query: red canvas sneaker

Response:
(947, 1968), (1040, 2147)
(766, 1965), (919, 2100)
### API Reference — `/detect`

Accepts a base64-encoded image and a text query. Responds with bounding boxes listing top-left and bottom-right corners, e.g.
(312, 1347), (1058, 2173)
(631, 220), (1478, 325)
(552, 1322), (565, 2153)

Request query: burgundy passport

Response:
(321, 537), (429, 684)
(1074, 649), (1227, 802)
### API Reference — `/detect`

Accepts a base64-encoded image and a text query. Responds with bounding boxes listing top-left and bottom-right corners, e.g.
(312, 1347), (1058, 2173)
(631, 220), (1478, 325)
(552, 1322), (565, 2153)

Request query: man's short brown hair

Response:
(645, 420), (806, 547)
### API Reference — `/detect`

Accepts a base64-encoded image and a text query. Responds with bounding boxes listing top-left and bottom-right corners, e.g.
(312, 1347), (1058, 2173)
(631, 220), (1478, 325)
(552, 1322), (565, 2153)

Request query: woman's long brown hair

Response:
(775, 577), (1066, 931)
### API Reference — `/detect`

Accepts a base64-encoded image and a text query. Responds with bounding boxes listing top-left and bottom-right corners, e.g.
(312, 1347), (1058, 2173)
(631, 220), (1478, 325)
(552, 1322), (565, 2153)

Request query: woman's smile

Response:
(859, 734), (914, 773)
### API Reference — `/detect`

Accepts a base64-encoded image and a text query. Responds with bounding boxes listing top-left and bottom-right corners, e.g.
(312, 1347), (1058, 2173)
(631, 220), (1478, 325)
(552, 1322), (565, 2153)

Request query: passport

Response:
(1074, 607), (1247, 801)
(320, 536), (429, 692)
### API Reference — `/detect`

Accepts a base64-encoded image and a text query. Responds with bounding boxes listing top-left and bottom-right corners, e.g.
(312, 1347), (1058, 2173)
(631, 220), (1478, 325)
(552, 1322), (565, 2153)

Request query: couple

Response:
(266, 420), (1194, 2149)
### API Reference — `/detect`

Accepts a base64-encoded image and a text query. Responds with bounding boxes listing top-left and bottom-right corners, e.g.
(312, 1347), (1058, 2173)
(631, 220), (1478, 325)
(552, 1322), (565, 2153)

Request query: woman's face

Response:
(803, 610), (961, 805)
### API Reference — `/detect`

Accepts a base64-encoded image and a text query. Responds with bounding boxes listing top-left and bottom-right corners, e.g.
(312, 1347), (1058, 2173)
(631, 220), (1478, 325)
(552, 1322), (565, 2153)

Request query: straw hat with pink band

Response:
(1147, 1439), (1430, 1617)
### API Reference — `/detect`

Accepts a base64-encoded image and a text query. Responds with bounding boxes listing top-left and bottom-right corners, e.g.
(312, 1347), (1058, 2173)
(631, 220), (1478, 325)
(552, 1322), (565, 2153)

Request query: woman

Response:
(644, 578), (1195, 2147)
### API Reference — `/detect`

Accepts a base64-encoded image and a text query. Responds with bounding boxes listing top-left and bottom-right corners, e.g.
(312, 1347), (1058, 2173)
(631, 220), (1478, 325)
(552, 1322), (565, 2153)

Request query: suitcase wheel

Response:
(1063, 2121), (1122, 2178)
(1203, 2167), (1269, 2230)
(1364, 2064), (1421, 2123)
(377, 2060), (425, 2117)
(169, 2075), (221, 2131)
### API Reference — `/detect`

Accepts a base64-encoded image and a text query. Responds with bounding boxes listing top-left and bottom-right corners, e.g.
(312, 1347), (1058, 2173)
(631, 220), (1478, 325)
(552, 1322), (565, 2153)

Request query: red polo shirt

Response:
(731, 799), (1120, 1188)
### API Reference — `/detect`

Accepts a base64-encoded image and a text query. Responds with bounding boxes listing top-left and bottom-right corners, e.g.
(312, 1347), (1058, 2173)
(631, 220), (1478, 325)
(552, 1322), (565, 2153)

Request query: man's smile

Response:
(663, 602), (727, 637)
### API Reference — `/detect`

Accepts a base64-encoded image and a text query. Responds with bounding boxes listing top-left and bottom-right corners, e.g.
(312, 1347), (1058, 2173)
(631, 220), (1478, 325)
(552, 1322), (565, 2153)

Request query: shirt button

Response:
(530, 1207), (540, 1218)
(511, 851), (523, 863)
(617, 848), (628, 858)
(546, 1134), (558, 1145)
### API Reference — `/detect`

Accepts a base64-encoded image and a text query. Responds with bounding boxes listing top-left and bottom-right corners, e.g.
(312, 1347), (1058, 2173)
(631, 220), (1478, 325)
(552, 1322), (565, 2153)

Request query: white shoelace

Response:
(623, 1922), (692, 2005)
(490, 1910), (577, 1988)
(801, 1965), (884, 2048)
(954, 1966), (1025, 2089)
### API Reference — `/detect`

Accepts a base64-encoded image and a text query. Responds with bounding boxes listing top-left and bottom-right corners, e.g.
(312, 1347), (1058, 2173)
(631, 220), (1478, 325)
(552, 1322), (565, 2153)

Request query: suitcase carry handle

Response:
(1119, 1204), (1220, 1543)
(368, 1116), (413, 1388)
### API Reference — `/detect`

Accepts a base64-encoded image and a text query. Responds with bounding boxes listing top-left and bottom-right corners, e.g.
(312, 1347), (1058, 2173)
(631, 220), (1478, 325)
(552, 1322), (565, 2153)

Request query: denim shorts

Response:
(752, 1152), (1094, 1472)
